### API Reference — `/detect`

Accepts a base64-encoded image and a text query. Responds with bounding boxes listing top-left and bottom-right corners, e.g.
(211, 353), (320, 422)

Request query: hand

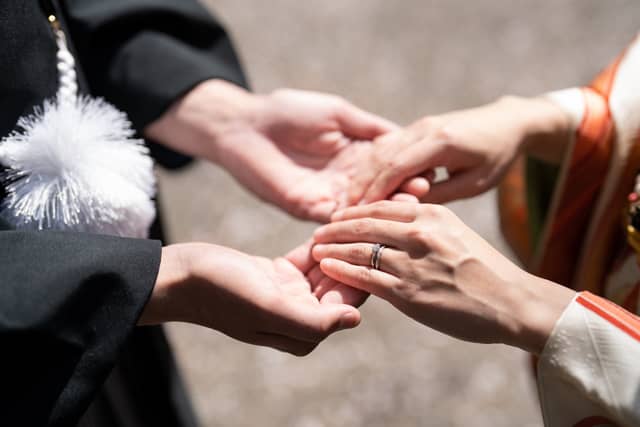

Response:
(287, 240), (369, 308)
(312, 201), (575, 354)
(349, 96), (572, 205)
(141, 242), (361, 356)
(145, 80), (426, 222)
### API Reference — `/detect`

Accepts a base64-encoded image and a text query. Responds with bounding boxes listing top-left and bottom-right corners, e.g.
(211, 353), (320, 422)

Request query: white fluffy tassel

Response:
(0, 92), (156, 238)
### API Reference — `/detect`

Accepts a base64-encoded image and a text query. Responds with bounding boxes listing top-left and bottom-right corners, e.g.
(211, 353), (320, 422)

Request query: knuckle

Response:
(370, 200), (394, 216)
(356, 267), (373, 284)
(385, 157), (404, 172)
(424, 203), (448, 219)
(434, 125), (456, 144)
(375, 200), (396, 209)
(353, 218), (374, 235)
(391, 281), (418, 301)
(347, 245), (367, 261)
(408, 227), (431, 248)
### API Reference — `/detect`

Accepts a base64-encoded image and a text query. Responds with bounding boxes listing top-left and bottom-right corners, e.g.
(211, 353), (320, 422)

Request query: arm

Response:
(62, 0), (247, 135)
(0, 224), (360, 426)
(62, 0), (248, 169)
(61, 1), (421, 221)
(348, 94), (573, 205)
(348, 36), (640, 205)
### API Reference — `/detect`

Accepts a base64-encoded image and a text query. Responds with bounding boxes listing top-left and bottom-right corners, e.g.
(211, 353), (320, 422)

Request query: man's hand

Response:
(348, 96), (572, 205)
(141, 242), (361, 356)
(145, 80), (423, 222)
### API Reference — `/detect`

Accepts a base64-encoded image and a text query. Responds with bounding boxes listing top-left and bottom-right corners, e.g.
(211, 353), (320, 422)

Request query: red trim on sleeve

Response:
(577, 292), (640, 342)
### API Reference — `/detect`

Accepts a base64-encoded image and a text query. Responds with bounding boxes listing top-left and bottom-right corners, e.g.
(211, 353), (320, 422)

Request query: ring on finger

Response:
(370, 243), (386, 270)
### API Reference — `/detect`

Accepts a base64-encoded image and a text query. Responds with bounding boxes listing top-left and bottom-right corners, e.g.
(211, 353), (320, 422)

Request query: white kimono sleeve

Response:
(537, 292), (640, 427)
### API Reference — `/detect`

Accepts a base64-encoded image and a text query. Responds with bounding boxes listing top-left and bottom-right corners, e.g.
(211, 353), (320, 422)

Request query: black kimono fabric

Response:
(0, 0), (247, 426)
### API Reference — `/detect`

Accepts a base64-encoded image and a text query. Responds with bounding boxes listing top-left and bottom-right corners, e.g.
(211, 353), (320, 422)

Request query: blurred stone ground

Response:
(158, 1), (640, 426)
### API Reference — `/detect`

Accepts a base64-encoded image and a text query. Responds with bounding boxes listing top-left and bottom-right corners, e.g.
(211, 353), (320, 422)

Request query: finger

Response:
(320, 284), (369, 307)
(336, 103), (399, 140)
(331, 201), (416, 223)
(312, 274), (339, 298)
(284, 239), (316, 274)
(313, 243), (405, 277)
(399, 176), (431, 199)
(346, 132), (401, 206)
(272, 301), (361, 343)
(312, 131), (350, 155)
(420, 169), (490, 204)
(307, 264), (325, 290)
(320, 258), (401, 301)
(390, 193), (419, 203)
(361, 146), (439, 204)
(252, 332), (318, 357)
(314, 218), (411, 250)
(311, 274), (369, 307)
(305, 200), (338, 224)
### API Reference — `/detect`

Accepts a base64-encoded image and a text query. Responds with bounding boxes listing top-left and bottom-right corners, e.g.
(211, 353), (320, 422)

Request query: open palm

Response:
(179, 242), (361, 356)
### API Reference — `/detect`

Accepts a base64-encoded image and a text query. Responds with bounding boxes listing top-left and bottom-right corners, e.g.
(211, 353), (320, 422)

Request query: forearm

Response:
(64, 0), (248, 131)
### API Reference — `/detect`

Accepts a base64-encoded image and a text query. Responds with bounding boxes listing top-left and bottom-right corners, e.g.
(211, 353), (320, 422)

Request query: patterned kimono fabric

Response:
(499, 35), (640, 426)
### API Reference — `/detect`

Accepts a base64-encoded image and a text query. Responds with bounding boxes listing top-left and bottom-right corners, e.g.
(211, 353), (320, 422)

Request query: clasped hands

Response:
(142, 81), (576, 356)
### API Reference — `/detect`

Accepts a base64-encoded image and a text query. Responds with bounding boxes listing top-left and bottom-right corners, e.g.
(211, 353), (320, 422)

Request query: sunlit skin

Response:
(313, 201), (575, 355)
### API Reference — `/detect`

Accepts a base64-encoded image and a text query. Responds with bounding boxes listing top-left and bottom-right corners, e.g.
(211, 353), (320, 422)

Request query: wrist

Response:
(144, 79), (261, 164)
(194, 80), (263, 162)
(506, 272), (576, 355)
(139, 244), (190, 325)
(495, 95), (573, 163)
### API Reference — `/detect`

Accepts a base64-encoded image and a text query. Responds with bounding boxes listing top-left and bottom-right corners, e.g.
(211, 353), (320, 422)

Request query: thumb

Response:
(283, 240), (315, 274)
(322, 304), (362, 331)
(361, 147), (437, 204)
(276, 300), (361, 342)
(336, 103), (398, 140)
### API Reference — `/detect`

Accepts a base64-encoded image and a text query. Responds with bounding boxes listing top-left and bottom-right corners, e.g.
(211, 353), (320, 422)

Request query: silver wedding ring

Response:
(370, 243), (386, 270)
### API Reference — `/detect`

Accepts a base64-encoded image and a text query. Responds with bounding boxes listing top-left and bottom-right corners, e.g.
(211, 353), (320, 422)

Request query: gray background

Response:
(158, 1), (640, 426)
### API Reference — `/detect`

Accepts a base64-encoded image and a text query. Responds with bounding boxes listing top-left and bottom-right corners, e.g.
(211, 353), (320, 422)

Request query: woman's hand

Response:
(350, 96), (572, 205)
(141, 242), (361, 356)
(312, 201), (575, 355)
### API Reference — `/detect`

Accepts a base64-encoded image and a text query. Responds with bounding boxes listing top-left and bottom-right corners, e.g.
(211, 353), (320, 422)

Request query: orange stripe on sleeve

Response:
(577, 292), (640, 341)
